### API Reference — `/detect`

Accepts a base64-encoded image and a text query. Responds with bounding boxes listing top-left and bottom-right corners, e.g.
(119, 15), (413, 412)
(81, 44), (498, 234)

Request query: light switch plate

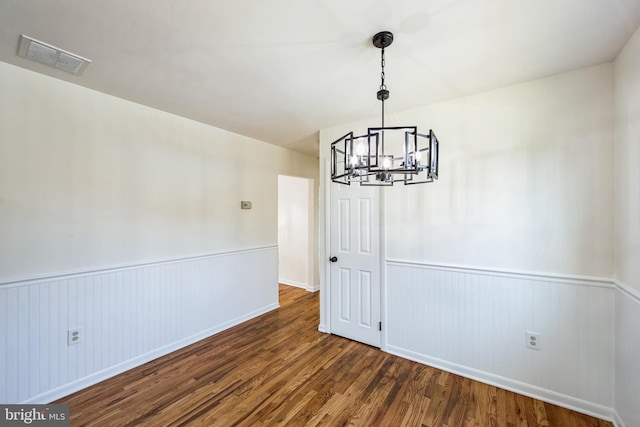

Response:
(241, 201), (252, 209)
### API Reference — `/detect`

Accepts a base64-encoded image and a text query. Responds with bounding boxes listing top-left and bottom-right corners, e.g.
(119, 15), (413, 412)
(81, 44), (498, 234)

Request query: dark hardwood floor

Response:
(57, 284), (612, 426)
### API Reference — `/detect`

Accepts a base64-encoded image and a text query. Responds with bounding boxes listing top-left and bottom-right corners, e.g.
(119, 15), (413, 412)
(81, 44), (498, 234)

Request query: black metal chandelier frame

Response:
(331, 31), (440, 186)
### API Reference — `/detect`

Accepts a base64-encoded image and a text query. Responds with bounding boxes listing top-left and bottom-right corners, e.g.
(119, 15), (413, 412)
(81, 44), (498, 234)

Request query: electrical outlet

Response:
(68, 328), (82, 346)
(526, 331), (540, 350)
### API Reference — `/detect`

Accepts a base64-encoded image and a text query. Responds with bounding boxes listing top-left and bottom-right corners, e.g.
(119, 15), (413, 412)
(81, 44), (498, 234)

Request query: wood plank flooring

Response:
(56, 284), (612, 426)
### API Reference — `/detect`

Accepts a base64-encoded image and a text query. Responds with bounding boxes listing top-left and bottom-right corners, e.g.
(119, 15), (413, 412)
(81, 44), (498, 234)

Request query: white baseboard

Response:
(24, 303), (278, 404)
(279, 278), (315, 292)
(613, 411), (625, 427)
(386, 345), (617, 424)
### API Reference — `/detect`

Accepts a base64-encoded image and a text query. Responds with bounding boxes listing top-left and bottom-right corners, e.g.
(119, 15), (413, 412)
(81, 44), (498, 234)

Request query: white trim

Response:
(379, 187), (387, 352)
(279, 278), (314, 292)
(614, 279), (640, 304)
(613, 412), (625, 427)
(0, 245), (278, 288)
(318, 324), (328, 333)
(386, 259), (615, 289)
(23, 302), (279, 404)
(323, 158), (332, 334)
(386, 344), (618, 424)
(306, 177), (316, 295)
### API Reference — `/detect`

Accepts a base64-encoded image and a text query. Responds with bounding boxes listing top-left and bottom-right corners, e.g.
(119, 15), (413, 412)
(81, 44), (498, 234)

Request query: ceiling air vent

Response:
(17, 35), (91, 76)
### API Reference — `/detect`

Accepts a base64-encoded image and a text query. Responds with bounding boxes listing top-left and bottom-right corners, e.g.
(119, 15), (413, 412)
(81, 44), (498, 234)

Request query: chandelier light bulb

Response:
(382, 156), (392, 169)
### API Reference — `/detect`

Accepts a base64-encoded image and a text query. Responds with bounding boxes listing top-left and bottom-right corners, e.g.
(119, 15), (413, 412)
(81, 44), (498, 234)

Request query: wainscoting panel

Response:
(0, 246), (279, 404)
(385, 260), (616, 419)
(615, 281), (640, 427)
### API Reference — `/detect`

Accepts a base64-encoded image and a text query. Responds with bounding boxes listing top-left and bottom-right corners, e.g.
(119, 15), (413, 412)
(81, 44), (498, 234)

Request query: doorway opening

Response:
(278, 175), (316, 292)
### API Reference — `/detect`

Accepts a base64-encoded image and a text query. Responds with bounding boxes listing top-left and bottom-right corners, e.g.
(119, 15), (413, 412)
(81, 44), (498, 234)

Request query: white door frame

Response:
(379, 181), (387, 351)
(322, 159), (332, 333)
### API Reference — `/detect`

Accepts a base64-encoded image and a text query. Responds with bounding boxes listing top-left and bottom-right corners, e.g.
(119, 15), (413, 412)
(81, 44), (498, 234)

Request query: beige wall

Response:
(320, 63), (614, 278)
(614, 26), (640, 292)
(613, 25), (640, 427)
(0, 61), (318, 282)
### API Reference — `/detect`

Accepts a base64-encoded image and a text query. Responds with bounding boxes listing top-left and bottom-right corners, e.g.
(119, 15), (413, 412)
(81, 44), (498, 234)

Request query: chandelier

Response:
(331, 31), (439, 186)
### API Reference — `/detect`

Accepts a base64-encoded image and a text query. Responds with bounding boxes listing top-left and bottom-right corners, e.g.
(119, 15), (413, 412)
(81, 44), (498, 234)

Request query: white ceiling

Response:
(1, 1), (639, 158)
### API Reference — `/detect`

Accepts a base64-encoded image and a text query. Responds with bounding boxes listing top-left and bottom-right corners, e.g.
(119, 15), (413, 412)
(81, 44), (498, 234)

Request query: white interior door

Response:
(329, 182), (381, 347)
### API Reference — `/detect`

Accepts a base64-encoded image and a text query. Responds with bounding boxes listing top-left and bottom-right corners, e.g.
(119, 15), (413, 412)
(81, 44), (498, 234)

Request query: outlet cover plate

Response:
(68, 328), (82, 346)
(526, 331), (540, 350)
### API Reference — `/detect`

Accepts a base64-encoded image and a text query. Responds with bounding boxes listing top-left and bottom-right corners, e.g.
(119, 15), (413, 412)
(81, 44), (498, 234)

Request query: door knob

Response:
(329, 256), (338, 263)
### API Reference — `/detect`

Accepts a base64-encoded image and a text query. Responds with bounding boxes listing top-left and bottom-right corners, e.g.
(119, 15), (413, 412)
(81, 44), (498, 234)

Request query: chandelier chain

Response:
(380, 48), (386, 91)
(380, 47), (386, 134)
